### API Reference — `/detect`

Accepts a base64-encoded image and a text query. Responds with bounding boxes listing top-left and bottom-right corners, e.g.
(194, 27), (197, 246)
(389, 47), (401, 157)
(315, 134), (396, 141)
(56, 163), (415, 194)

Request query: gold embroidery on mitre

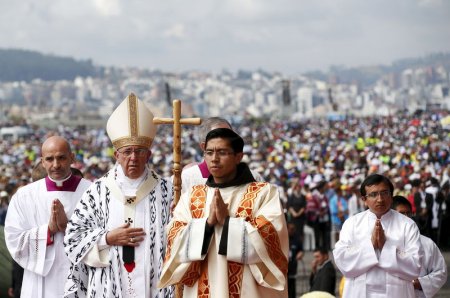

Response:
(128, 93), (138, 137)
(108, 92), (156, 149)
(112, 136), (153, 149)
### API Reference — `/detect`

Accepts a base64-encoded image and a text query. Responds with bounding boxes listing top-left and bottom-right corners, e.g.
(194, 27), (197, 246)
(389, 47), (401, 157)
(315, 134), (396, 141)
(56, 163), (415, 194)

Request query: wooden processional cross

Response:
(153, 99), (202, 206)
(153, 100), (201, 298)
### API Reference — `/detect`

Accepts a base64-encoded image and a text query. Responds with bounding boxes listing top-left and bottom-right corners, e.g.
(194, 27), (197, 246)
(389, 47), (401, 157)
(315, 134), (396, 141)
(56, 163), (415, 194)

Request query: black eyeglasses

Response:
(365, 190), (391, 199)
(203, 149), (235, 158)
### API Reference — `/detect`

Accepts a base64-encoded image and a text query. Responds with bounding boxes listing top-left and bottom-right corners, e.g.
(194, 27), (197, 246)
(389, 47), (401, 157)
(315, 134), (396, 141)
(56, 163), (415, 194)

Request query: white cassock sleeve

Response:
(417, 236), (447, 298)
(178, 218), (210, 262)
(377, 219), (422, 281)
(177, 217), (262, 264)
(5, 192), (56, 276)
(333, 216), (379, 278)
(81, 233), (110, 267)
(225, 217), (261, 264)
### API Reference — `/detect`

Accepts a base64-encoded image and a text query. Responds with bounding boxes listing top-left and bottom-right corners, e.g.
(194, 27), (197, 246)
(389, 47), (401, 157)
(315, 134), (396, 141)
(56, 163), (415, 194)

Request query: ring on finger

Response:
(130, 237), (134, 243)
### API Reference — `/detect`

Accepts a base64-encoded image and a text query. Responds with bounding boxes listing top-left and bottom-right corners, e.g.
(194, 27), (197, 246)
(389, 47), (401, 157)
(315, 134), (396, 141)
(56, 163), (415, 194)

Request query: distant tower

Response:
(282, 80), (291, 106)
(164, 82), (171, 107)
(328, 87), (338, 111)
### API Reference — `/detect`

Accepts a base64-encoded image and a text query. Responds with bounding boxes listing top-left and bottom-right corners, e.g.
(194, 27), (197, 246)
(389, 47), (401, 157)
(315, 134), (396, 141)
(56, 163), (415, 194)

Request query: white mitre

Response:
(106, 92), (156, 149)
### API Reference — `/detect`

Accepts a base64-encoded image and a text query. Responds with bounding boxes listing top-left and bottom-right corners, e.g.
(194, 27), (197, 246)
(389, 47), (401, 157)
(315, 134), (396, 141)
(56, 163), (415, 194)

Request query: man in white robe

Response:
(64, 93), (173, 298)
(5, 136), (91, 298)
(333, 174), (422, 298)
(392, 195), (447, 298)
(159, 128), (289, 298)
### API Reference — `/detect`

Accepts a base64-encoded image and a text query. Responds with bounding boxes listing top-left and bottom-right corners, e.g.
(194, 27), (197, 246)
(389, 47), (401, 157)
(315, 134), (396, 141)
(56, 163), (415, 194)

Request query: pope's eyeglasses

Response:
(118, 148), (148, 157)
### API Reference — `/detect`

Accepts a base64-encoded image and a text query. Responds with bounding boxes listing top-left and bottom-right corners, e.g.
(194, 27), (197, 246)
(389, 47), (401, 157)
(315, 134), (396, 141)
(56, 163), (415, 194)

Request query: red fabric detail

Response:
(47, 228), (54, 246)
(407, 194), (417, 214)
(124, 262), (135, 273)
(45, 175), (82, 192)
(198, 161), (210, 178)
(410, 119), (421, 126)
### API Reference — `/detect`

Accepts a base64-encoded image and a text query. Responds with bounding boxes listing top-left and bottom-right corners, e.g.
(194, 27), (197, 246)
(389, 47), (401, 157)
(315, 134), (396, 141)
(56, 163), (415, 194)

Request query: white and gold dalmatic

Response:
(158, 181), (289, 298)
(64, 93), (173, 298)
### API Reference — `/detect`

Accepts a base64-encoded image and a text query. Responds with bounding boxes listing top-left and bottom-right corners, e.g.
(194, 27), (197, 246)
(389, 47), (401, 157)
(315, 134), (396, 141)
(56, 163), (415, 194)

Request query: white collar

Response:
(367, 209), (393, 221)
(115, 164), (147, 196)
(48, 173), (72, 187)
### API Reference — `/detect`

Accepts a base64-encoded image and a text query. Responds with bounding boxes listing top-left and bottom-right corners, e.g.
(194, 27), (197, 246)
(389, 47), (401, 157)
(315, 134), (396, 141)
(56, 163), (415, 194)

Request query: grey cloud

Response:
(0, 0), (449, 73)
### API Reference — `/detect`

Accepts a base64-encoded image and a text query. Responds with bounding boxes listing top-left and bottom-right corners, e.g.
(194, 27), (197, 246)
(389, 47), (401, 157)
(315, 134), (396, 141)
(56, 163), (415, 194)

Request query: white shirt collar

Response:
(48, 173), (72, 187)
(367, 209), (393, 221)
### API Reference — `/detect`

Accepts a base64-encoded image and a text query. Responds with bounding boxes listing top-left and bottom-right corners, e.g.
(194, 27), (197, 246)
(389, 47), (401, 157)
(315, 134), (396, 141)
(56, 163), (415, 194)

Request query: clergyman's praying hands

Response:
(48, 199), (68, 234)
(371, 219), (386, 250)
(207, 188), (229, 226)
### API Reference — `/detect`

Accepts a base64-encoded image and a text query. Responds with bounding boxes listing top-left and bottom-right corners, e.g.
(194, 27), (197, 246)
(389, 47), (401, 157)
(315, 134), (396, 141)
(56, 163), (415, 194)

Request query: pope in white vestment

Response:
(159, 128), (289, 298)
(5, 136), (91, 298)
(64, 93), (174, 298)
(64, 164), (173, 298)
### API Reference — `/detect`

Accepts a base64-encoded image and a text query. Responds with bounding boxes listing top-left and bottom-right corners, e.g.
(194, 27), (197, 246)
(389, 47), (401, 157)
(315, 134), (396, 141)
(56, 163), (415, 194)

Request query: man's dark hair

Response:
(392, 195), (412, 211)
(71, 167), (84, 178)
(313, 247), (328, 255)
(429, 177), (439, 187)
(442, 180), (449, 191)
(205, 128), (244, 153)
(411, 179), (421, 188)
(360, 174), (394, 197)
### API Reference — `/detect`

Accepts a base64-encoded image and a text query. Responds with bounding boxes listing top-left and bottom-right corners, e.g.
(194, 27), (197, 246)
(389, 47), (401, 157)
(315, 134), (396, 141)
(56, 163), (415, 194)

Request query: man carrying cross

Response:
(64, 93), (174, 298)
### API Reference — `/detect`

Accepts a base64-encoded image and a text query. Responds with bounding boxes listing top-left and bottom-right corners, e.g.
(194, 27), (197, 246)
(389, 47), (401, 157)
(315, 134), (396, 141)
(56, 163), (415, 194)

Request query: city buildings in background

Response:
(0, 58), (449, 128)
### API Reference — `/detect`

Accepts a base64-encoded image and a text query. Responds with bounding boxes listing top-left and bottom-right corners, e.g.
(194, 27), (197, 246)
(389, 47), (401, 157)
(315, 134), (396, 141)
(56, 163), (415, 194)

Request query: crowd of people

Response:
(2, 110), (449, 244)
(0, 106), (449, 297)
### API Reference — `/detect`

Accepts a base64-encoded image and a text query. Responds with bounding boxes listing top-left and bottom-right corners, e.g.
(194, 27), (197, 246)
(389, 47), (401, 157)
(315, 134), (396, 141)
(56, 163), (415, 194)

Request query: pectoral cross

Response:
(153, 99), (201, 206)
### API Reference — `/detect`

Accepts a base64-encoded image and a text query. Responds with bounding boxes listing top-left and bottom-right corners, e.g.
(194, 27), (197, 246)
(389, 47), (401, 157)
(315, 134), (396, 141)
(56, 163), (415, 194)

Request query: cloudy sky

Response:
(1, 0), (449, 74)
